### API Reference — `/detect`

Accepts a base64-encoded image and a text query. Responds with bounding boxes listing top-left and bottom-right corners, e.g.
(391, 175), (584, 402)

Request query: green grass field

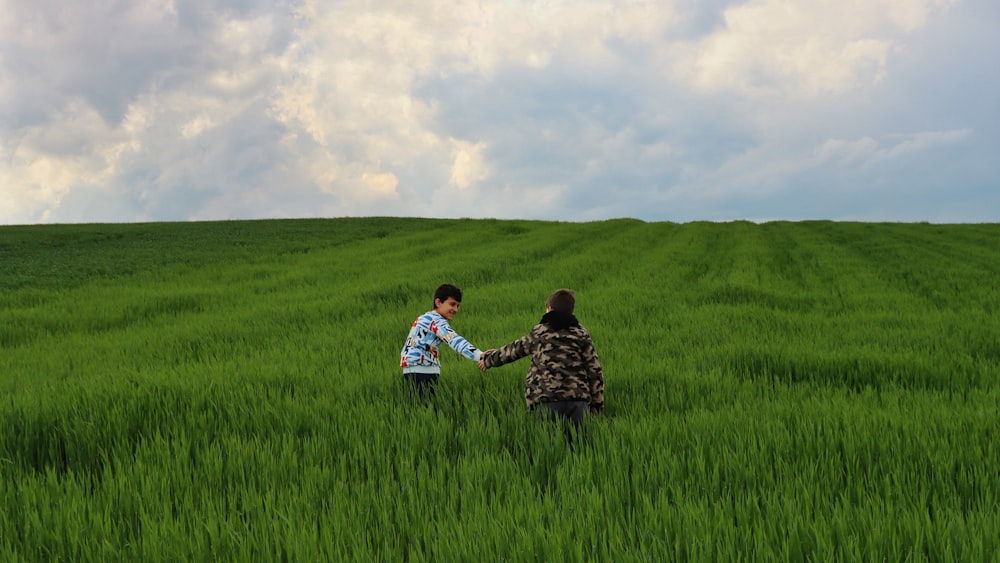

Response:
(2, 218), (998, 561)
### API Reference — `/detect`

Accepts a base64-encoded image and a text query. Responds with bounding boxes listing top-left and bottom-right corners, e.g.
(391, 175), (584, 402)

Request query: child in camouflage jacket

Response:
(479, 289), (604, 425)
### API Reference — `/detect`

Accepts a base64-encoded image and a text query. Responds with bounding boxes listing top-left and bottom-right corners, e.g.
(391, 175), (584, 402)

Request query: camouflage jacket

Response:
(482, 311), (604, 411)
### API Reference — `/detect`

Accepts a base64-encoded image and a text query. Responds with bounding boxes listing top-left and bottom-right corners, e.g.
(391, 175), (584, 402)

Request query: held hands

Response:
(479, 349), (496, 372)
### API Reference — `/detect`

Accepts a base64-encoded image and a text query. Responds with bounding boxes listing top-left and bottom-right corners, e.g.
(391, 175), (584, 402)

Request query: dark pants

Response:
(535, 400), (589, 426)
(534, 400), (590, 448)
(403, 373), (439, 399)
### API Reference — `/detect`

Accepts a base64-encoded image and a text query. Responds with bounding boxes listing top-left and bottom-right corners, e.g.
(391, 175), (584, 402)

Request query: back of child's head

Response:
(546, 288), (576, 314)
(434, 284), (463, 306)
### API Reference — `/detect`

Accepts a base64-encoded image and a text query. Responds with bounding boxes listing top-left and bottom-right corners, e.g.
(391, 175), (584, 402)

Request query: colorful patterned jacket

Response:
(400, 311), (482, 374)
(481, 311), (604, 411)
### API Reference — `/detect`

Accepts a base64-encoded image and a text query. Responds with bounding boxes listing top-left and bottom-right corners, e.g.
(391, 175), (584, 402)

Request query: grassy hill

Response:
(2, 218), (998, 560)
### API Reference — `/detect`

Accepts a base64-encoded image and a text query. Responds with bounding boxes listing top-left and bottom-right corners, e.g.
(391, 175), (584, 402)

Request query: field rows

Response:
(2, 218), (998, 560)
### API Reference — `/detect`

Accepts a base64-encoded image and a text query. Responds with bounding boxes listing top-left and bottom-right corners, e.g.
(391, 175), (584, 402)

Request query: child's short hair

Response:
(546, 288), (576, 313)
(434, 284), (463, 306)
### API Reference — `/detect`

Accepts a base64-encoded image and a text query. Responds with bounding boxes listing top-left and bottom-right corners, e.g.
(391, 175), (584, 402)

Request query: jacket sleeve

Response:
(583, 334), (604, 411)
(482, 331), (533, 369)
(431, 317), (482, 362)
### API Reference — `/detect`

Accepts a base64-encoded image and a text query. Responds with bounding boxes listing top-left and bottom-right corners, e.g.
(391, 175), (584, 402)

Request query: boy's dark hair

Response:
(546, 288), (576, 313)
(434, 284), (463, 306)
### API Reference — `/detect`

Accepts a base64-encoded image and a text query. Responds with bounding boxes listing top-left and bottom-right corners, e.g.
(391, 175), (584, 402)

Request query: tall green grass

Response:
(2, 218), (998, 560)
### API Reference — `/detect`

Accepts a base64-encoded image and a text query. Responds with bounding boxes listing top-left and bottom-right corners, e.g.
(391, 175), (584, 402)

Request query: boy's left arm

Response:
(435, 319), (483, 362)
(584, 337), (604, 413)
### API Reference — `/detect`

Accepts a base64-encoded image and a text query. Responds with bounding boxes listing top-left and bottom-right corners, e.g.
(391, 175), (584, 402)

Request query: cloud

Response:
(0, 0), (299, 223)
(0, 0), (996, 224)
(676, 0), (955, 97)
(816, 129), (972, 165)
(266, 0), (683, 214)
(361, 171), (400, 196)
(449, 140), (490, 190)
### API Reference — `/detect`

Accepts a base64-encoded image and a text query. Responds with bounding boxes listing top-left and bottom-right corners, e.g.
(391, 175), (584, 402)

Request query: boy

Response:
(479, 288), (604, 427)
(400, 283), (485, 398)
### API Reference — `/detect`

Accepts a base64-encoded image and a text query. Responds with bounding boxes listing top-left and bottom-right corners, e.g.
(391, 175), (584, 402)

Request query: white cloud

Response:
(0, 99), (130, 223)
(361, 171), (400, 197)
(449, 140), (490, 190)
(677, 0), (955, 96)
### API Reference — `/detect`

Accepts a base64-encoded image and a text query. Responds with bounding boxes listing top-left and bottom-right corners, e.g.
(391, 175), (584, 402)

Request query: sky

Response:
(2, 0), (998, 225)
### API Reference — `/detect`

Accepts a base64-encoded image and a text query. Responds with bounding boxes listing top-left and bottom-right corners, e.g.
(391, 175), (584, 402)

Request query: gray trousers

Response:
(535, 400), (589, 426)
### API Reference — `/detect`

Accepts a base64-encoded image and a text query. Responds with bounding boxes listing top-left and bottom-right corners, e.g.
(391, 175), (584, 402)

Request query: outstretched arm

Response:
(480, 333), (532, 371)
(432, 318), (483, 362)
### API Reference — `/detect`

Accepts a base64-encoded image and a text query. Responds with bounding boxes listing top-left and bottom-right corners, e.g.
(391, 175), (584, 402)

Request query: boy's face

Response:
(434, 297), (461, 320)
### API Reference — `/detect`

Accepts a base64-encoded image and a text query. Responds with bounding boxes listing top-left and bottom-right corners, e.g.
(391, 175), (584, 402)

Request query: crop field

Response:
(1, 217), (998, 561)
